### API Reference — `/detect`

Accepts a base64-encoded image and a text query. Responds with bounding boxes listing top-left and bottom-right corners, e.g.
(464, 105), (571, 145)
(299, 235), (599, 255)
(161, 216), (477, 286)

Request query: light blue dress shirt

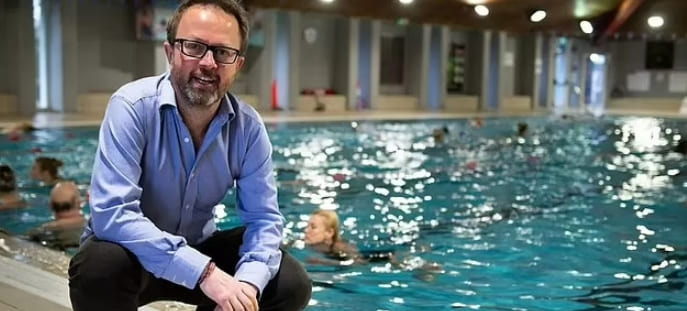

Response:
(83, 73), (283, 293)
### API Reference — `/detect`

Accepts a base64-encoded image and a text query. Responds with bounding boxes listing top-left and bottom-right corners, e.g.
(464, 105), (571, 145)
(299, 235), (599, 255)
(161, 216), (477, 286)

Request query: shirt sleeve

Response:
(89, 96), (210, 289)
(234, 118), (284, 296)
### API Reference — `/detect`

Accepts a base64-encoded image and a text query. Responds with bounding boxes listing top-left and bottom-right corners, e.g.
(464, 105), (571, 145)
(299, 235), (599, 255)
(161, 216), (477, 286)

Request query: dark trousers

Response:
(68, 227), (312, 311)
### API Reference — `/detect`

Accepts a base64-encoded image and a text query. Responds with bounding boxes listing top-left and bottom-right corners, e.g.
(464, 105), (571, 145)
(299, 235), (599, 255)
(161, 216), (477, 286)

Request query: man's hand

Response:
(200, 266), (259, 311)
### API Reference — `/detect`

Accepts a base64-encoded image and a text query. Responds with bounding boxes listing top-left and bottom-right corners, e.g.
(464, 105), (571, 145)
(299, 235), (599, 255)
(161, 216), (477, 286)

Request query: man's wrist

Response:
(198, 261), (216, 285)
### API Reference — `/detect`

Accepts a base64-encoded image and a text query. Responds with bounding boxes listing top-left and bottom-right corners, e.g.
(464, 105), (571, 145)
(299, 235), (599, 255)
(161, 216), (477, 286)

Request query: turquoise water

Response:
(1, 116), (687, 310)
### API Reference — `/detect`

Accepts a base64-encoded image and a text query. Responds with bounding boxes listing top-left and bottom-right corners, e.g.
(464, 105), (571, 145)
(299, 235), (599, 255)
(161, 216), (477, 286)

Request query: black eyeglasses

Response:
(50, 201), (75, 213)
(174, 39), (241, 64)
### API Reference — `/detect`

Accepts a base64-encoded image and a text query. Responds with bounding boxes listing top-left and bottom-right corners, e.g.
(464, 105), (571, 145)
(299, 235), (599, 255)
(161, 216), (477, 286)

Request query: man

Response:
(68, 1), (311, 310)
(26, 181), (86, 250)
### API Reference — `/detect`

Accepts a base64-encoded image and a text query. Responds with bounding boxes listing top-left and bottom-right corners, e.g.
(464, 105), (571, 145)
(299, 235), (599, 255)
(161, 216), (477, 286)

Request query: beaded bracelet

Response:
(199, 261), (216, 284)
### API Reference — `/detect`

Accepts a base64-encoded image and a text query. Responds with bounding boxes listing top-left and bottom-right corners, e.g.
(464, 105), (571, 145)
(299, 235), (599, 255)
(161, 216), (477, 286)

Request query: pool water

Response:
(1, 116), (687, 310)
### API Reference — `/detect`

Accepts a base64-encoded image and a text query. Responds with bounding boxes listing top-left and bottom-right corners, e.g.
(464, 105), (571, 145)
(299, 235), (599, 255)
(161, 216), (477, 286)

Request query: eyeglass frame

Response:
(173, 39), (242, 65)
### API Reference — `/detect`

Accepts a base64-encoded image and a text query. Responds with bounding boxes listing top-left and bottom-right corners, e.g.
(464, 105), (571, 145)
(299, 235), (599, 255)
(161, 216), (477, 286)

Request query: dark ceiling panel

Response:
(617, 0), (687, 38)
(246, 0), (625, 35)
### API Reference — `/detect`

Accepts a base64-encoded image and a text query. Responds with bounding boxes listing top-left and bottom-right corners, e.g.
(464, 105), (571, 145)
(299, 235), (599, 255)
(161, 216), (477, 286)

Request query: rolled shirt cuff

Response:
(234, 261), (271, 297)
(161, 245), (211, 289)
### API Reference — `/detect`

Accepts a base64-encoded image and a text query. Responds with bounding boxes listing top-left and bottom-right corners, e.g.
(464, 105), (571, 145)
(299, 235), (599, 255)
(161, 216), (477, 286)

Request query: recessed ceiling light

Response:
(320, 0), (334, 3)
(474, 5), (489, 17)
(530, 10), (547, 23)
(399, 0), (414, 4)
(647, 16), (664, 28)
(579, 20), (593, 34)
(589, 53), (605, 65)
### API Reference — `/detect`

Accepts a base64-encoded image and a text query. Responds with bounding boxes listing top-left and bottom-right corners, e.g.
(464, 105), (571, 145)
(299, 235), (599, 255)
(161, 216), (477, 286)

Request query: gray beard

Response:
(182, 84), (220, 107)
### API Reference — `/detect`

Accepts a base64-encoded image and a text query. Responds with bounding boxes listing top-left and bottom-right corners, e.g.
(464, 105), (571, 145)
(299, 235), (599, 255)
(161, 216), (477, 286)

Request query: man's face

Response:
(164, 5), (244, 107)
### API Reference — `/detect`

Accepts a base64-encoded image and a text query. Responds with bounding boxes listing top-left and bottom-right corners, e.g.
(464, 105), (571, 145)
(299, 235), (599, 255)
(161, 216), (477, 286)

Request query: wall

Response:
(0, 0), (36, 115)
(76, 0), (156, 95)
(607, 40), (687, 98)
(379, 21), (408, 95)
(405, 25), (423, 97)
(464, 31), (484, 96)
(515, 34), (535, 96)
(299, 13), (340, 91)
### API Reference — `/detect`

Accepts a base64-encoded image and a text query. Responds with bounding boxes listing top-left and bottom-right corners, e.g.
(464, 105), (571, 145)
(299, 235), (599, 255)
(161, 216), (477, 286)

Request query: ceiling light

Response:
(399, 0), (414, 4)
(647, 16), (664, 28)
(589, 53), (605, 65)
(474, 5), (489, 17)
(320, 0), (334, 2)
(579, 20), (593, 34)
(530, 10), (547, 23)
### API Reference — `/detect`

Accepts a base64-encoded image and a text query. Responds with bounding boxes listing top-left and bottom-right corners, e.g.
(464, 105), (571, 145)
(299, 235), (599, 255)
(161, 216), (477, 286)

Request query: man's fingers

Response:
(221, 299), (235, 311)
(229, 295), (246, 311)
(241, 288), (259, 311)
(237, 292), (258, 311)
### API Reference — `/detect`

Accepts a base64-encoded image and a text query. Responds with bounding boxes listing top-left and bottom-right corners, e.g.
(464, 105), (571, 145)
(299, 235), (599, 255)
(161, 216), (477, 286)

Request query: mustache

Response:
(192, 70), (219, 81)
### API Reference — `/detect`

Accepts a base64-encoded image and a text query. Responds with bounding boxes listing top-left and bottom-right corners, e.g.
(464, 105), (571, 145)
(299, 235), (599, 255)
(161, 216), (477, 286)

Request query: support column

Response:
(51, 0), (79, 113)
(532, 34), (543, 109)
(437, 26), (450, 109)
(274, 11), (290, 110)
(480, 31), (492, 111)
(357, 20), (372, 110)
(370, 20), (381, 109)
(498, 32), (515, 108)
(13, 0), (37, 115)
(419, 25), (431, 110)
(406, 24), (431, 110)
(345, 19), (359, 110)
(249, 10), (276, 111)
(546, 36), (557, 110)
(287, 11), (300, 111)
(427, 25), (447, 110)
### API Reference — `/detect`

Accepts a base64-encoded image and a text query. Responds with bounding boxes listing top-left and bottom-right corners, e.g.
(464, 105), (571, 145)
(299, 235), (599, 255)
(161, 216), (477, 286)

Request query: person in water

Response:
(432, 126), (450, 144)
(0, 165), (26, 210)
(304, 209), (364, 265)
(517, 122), (529, 137)
(30, 157), (64, 186)
(25, 181), (86, 250)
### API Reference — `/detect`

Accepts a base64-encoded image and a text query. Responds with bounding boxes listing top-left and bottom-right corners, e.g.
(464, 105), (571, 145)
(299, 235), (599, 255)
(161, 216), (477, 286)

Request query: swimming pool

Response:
(1, 116), (686, 310)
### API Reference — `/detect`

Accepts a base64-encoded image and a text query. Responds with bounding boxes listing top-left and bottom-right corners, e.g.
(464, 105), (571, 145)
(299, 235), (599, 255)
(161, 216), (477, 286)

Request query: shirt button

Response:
(184, 137), (190, 143)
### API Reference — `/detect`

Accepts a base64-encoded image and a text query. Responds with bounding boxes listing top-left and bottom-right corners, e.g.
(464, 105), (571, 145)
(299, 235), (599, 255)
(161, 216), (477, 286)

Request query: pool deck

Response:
(0, 107), (683, 310)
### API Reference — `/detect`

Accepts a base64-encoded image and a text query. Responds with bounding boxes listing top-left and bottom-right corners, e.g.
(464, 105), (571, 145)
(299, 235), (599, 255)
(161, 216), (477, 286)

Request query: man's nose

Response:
(199, 50), (217, 69)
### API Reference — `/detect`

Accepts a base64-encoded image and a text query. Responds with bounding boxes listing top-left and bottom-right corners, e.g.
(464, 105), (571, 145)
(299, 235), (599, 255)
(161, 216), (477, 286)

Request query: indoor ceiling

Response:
(246, 0), (687, 42)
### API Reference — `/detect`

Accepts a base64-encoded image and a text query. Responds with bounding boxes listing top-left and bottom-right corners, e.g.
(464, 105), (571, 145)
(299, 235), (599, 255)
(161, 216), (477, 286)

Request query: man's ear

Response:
(235, 56), (245, 71)
(163, 41), (174, 66)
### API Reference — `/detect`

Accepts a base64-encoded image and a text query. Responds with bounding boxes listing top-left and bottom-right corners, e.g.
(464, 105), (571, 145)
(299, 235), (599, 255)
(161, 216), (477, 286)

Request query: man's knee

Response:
(69, 238), (143, 289)
(279, 252), (312, 310)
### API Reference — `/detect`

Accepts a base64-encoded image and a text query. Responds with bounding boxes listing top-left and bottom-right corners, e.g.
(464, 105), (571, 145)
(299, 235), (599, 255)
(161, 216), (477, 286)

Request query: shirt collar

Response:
(157, 72), (236, 122)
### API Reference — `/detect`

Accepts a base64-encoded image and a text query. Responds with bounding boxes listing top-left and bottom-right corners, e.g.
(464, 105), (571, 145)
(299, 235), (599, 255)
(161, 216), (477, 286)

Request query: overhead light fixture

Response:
(474, 5), (489, 17)
(589, 53), (605, 65)
(320, 0), (334, 2)
(399, 0), (414, 4)
(530, 10), (547, 23)
(579, 20), (593, 34)
(647, 16), (664, 28)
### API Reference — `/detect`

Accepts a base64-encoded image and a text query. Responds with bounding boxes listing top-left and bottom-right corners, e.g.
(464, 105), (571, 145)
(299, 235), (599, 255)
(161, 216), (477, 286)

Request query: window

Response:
(380, 36), (404, 85)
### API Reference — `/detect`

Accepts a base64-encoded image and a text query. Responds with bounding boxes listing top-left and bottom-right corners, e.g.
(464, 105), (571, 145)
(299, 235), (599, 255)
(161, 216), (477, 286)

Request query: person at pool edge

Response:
(67, 1), (311, 310)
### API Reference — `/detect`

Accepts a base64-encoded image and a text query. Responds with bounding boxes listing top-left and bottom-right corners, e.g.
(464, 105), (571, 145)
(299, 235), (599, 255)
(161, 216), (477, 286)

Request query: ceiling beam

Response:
(596, 0), (646, 44)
